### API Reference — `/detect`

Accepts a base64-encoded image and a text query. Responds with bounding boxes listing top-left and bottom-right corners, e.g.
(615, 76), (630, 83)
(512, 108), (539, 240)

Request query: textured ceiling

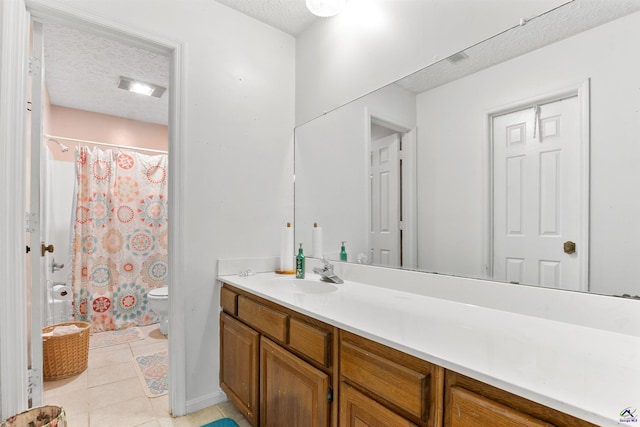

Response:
(43, 22), (170, 125)
(396, 0), (640, 95)
(214, 0), (319, 36)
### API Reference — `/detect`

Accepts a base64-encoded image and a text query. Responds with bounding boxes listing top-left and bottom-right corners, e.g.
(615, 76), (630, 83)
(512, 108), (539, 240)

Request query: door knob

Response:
(563, 241), (576, 254)
(41, 243), (54, 257)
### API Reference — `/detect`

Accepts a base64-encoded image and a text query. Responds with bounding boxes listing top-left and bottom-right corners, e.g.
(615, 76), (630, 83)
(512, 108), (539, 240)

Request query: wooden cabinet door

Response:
(220, 312), (260, 426)
(340, 381), (418, 427)
(260, 336), (330, 427)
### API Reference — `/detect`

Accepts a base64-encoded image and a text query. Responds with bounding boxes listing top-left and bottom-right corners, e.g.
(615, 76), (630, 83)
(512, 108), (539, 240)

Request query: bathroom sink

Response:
(292, 280), (338, 294)
(270, 277), (338, 294)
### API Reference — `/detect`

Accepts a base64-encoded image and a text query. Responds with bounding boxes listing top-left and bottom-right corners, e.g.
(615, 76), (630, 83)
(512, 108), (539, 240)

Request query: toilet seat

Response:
(148, 287), (168, 299)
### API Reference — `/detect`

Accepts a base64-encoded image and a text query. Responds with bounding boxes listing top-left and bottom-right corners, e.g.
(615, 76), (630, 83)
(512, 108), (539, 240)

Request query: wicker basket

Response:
(42, 321), (90, 381)
(1, 405), (66, 427)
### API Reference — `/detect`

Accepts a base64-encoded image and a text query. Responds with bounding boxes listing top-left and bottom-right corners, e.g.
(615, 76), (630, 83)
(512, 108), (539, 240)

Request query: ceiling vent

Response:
(447, 52), (469, 64)
(117, 76), (166, 98)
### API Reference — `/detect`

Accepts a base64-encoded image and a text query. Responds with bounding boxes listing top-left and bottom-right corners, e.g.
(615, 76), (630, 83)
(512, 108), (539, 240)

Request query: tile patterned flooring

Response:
(43, 324), (250, 427)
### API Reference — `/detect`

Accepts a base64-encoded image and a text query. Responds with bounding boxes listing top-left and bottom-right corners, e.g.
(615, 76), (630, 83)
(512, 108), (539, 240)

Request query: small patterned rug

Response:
(134, 350), (168, 397)
(201, 418), (239, 427)
(89, 327), (144, 349)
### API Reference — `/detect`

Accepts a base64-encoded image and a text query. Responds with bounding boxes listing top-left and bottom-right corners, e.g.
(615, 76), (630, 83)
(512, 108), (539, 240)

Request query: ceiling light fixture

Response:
(306, 0), (348, 17)
(117, 76), (166, 98)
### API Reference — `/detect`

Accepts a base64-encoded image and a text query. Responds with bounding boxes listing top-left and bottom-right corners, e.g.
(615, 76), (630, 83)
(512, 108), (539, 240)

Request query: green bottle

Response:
(296, 243), (305, 279)
(340, 241), (347, 262)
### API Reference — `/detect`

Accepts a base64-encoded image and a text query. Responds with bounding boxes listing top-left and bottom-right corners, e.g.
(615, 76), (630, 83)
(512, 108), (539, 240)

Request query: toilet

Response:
(147, 287), (169, 335)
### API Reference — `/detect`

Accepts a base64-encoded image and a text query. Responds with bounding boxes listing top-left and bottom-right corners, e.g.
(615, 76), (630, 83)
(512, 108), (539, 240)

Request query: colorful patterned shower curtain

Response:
(70, 146), (168, 331)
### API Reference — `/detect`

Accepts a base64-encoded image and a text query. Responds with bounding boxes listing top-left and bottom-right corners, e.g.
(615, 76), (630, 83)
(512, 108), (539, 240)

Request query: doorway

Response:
(367, 115), (417, 269)
(22, 8), (185, 417)
(488, 83), (589, 291)
(36, 14), (169, 392)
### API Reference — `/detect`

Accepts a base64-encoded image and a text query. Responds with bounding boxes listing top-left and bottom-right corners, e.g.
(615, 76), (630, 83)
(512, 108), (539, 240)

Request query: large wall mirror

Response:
(295, 1), (640, 298)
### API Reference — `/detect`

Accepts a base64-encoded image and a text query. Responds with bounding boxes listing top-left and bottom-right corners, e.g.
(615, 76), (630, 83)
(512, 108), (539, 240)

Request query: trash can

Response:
(1, 405), (66, 427)
(42, 321), (90, 381)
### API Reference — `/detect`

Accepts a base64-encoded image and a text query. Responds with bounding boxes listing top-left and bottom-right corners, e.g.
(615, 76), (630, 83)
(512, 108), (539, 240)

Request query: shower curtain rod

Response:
(44, 134), (168, 154)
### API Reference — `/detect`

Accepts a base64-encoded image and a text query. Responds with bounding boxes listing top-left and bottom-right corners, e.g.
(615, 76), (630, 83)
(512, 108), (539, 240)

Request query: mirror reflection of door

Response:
(370, 133), (401, 266)
(492, 95), (585, 290)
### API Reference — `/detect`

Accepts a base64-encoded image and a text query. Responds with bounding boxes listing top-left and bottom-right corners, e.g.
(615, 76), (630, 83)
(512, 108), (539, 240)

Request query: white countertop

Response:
(219, 271), (640, 426)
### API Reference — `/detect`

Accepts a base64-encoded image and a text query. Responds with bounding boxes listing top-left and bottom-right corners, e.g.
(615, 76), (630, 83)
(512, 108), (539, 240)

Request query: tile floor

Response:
(43, 324), (250, 427)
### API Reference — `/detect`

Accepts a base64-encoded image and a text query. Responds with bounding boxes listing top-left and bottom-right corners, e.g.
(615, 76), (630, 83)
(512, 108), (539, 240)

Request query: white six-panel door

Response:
(370, 134), (400, 266)
(492, 96), (583, 290)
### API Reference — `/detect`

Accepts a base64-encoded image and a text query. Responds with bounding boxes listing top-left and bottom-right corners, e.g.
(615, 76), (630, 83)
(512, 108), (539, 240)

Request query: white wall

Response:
(416, 11), (640, 296)
(295, 0), (568, 125)
(30, 0), (296, 409)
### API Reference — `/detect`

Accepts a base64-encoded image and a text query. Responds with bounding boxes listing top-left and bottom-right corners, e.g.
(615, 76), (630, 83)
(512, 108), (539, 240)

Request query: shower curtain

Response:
(70, 146), (168, 332)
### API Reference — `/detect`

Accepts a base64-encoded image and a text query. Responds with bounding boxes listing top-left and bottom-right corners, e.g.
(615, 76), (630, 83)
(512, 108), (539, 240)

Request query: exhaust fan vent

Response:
(118, 76), (166, 98)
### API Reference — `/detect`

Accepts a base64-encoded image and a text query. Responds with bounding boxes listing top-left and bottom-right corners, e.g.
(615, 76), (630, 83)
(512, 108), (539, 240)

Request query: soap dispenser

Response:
(340, 241), (347, 262)
(296, 243), (306, 279)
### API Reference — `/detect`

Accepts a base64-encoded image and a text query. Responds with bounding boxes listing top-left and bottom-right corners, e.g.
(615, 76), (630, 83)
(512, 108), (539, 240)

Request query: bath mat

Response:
(134, 350), (168, 397)
(89, 327), (144, 349)
(201, 418), (239, 427)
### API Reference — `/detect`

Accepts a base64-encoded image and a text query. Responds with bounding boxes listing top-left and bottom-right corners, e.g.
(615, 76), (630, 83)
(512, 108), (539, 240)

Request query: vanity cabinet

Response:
(444, 371), (597, 427)
(220, 284), (337, 427)
(220, 283), (598, 427)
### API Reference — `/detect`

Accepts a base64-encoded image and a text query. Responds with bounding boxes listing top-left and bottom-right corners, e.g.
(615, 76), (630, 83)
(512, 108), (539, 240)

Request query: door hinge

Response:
(327, 387), (333, 403)
(25, 212), (38, 233)
(28, 56), (41, 77)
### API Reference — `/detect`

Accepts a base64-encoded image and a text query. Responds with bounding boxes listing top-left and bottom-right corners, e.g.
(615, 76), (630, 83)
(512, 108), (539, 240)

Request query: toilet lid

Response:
(148, 287), (168, 298)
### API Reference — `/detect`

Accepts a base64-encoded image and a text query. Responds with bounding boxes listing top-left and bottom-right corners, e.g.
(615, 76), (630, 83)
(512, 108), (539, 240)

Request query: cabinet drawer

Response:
(220, 286), (238, 315)
(340, 381), (418, 427)
(444, 371), (597, 427)
(289, 318), (331, 368)
(448, 386), (553, 427)
(238, 295), (288, 343)
(341, 340), (427, 421)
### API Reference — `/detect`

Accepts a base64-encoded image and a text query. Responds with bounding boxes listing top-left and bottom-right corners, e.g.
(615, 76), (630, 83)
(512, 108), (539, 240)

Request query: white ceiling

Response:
(43, 0), (314, 127)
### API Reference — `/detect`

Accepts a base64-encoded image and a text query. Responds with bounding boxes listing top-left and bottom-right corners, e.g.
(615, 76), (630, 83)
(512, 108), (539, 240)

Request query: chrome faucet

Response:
(313, 258), (344, 284)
